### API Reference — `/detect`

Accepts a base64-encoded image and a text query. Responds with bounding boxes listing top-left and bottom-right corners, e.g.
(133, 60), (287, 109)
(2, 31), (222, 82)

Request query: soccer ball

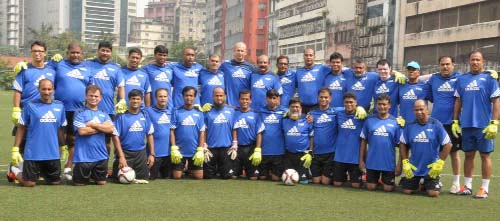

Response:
(117, 166), (136, 184)
(281, 169), (299, 186)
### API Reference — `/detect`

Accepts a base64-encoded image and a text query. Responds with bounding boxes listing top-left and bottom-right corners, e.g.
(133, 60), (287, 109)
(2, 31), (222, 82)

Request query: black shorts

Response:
(234, 144), (259, 178)
(73, 159), (108, 184)
(310, 153), (334, 178)
(203, 147), (234, 179)
(112, 148), (149, 180)
(283, 151), (309, 181)
(333, 161), (362, 184)
(149, 156), (172, 179)
(400, 176), (441, 191)
(259, 155), (284, 177)
(444, 124), (461, 152)
(366, 169), (395, 186)
(23, 160), (61, 183)
(172, 157), (203, 171)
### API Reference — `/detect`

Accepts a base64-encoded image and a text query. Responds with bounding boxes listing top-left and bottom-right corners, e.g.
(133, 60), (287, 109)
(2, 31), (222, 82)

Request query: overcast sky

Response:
(136, 0), (148, 17)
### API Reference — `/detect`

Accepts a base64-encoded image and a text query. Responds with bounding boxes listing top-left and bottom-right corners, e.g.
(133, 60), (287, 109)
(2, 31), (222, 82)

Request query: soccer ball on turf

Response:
(281, 169), (299, 186)
(117, 167), (136, 184)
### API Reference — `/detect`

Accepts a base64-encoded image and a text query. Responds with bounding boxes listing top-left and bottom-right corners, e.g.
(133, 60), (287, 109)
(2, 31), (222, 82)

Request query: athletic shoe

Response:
(457, 185), (473, 195)
(449, 183), (460, 194)
(474, 188), (488, 199)
(299, 179), (309, 184)
(63, 168), (73, 181)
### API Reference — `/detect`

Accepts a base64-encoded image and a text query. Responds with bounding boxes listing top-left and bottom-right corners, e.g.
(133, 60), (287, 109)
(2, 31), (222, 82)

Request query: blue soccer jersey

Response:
(171, 107), (206, 157)
(278, 70), (296, 107)
(114, 111), (154, 151)
(323, 73), (347, 108)
(398, 82), (429, 122)
(250, 72), (282, 110)
(122, 67), (152, 106)
(345, 72), (379, 110)
(296, 64), (331, 106)
(205, 106), (235, 148)
(142, 63), (174, 109)
(259, 106), (287, 155)
(309, 107), (338, 154)
(426, 72), (460, 125)
(87, 60), (124, 114)
(144, 106), (172, 157)
(282, 117), (313, 153)
(220, 60), (255, 107)
(171, 62), (202, 107)
(360, 116), (401, 172)
(12, 64), (56, 107)
(19, 100), (66, 160)
(73, 108), (111, 162)
(373, 77), (399, 117)
(454, 72), (500, 128)
(400, 118), (451, 176)
(233, 109), (265, 145)
(334, 110), (365, 164)
(198, 69), (225, 105)
(53, 60), (92, 111)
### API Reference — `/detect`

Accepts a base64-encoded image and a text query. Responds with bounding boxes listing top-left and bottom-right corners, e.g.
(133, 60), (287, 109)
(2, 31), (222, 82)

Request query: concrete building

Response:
(397, 0), (500, 73)
(325, 20), (355, 65)
(205, 0), (224, 56)
(1, 0), (25, 47)
(175, 0), (207, 44)
(144, 0), (177, 26)
(129, 17), (174, 56)
(267, 0), (279, 68)
(120, 0), (137, 46)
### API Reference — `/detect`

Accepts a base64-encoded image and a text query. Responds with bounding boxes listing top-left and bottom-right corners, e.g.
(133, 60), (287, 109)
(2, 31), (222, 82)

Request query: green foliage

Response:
(169, 39), (208, 66)
(0, 59), (14, 90)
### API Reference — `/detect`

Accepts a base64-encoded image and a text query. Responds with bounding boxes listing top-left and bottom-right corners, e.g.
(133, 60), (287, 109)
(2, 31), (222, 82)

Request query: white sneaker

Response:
(63, 168), (73, 181)
(449, 183), (460, 194)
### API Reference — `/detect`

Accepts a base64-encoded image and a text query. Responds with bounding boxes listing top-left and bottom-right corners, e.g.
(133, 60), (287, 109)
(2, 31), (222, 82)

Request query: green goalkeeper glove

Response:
(396, 116), (405, 127)
(486, 70), (498, 79)
(60, 145), (69, 163)
(11, 146), (23, 167)
(427, 159), (445, 179)
(13, 62), (28, 75)
(451, 120), (461, 138)
(482, 120), (498, 140)
(402, 159), (416, 179)
(12, 107), (21, 125)
(355, 106), (367, 120)
(202, 103), (212, 112)
(249, 147), (262, 166)
(300, 151), (312, 168)
(192, 147), (204, 166)
(51, 53), (63, 62)
(170, 145), (183, 164)
(393, 71), (407, 84)
(115, 99), (127, 114)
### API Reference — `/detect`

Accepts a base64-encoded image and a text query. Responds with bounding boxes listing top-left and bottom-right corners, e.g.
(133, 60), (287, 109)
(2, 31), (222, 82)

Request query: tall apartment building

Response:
(175, 0), (207, 43)
(144, 0), (177, 27)
(325, 20), (355, 65)
(120, 0), (137, 46)
(397, 0), (500, 73)
(129, 17), (174, 56)
(1, 0), (25, 47)
(205, 0), (224, 56)
(267, 0), (279, 68)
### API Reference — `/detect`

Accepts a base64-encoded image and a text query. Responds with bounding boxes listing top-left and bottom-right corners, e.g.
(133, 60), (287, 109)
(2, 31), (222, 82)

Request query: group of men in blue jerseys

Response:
(7, 40), (499, 199)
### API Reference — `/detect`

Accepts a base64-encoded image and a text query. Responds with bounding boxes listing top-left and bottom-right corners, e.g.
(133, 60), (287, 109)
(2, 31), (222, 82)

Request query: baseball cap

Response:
(406, 61), (420, 70)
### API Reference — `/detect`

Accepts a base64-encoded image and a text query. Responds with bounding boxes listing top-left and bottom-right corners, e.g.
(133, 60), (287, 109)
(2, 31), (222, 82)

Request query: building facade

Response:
(175, 0), (207, 43)
(129, 17), (174, 56)
(1, 0), (25, 47)
(23, 0), (70, 46)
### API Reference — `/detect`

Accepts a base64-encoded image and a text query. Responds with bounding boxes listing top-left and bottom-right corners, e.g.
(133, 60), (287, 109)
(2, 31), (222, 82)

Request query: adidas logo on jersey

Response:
(340, 119), (356, 129)
(264, 114), (279, 124)
(232, 69), (246, 78)
(158, 113), (170, 124)
(316, 114), (332, 123)
(465, 80), (479, 91)
(207, 76), (223, 85)
(90, 116), (101, 123)
(351, 81), (365, 90)
(300, 73), (316, 82)
(181, 116), (196, 126)
(129, 120), (144, 132)
(155, 72), (170, 82)
(376, 83), (389, 94)
(402, 89), (417, 99)
(185, 70), (198, 77)
(126, 76), (141, 86)
(281, 77), (292, 84)
(40, 110), (57, 123)
(253, 79), (265, 89)
(94, 69), (110, 80)
(213, 113), (228, 124)
(235, 118), (249, 128)
(373, 125), (389, 136)
(437, 82), (454, 92)
(66, 69), (85, 79)
(287, 126), (301, 136)
(34, 75), (46, 87)
(413, 131), (429, 142)
(328, 80), (342, 90)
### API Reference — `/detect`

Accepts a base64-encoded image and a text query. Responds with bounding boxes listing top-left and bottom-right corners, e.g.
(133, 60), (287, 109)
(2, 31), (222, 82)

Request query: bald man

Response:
(250, 55), (282, 110)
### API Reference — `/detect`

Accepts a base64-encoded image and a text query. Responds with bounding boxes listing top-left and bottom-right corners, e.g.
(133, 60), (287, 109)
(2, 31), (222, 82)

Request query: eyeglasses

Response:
(31, 50), (45, 53)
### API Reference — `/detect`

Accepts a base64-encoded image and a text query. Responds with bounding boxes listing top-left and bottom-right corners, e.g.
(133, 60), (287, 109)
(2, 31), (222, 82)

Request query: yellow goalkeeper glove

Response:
(115, 99), (127, 114)
(396, 116), (405, 127)
(402, 159), (416, 179)
(300, 151), (312, 168)
(12, 107), (21, 125)
(51, 53), (63, 62)
(393, 71), (407, 84)
(202, 103), (212, 112)
(486, 70), (498, 79)
(355, 106), (367, 120)
(482, 120), (498, 140)
(13, 62), (28, 75)
(11, 146), (23, 167)
(192, 147), (204, 166)
(451, 120), (461, 138)
(249, 147), (262, 166)
(170, 145), (183, 164)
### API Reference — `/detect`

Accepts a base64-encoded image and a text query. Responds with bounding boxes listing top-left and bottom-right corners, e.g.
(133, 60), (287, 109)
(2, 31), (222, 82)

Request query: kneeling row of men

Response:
(10, 79), (452, 197)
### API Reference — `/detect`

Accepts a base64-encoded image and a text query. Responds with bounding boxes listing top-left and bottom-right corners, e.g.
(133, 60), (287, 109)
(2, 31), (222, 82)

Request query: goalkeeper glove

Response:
(300, 151), (312, 169)
(355, 106), (367, 120)
(60, 145), (69, 163)
(396, 116), (405, 127)
(227, 141), (238, 160)
(193, 104), (204, 112)
(170, 145), (183, 164)
(11, 146), (23, 167)
(13, 61), (28, 75)
(249, 147), (262, 166)
(51, 53), (63, 62)
(427, 159), (445, 179)
(486, 70), (498, 79)
(192, 147), (204, 166)
(204, 146), (213, 162)
(115, 99), (127, 114)
(451, 120), (461, 138)
(12, 107), (21, 125)
(402, 159), (416, 179)
(202, 103), (212, 112)
(393, 71), (407, 84)
(482, 120), (498, 140)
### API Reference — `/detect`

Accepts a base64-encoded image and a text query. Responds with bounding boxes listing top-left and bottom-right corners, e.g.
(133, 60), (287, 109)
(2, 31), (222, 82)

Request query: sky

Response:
(136, 0), (148, 17)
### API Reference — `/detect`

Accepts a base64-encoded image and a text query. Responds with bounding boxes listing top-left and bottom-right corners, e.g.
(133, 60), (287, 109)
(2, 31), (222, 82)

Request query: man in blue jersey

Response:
(142, 45), (174, 109)
(373, 59), (399, 117)
(10, 79), (66, 187)
(359, 94), (401, 192)
(220, 42), (256, 107)
(297, 48), (331, 113)
(250, 55), (282, 110)
(399, 100), (452, 197)
(398, 61), (429, 123)
(309, 88), (338, 185)
(453, 51), (500, 198)
(73, 85), (115, 185)
(255, 89), (287, 181)
(171, 48), (203, 107)
(276, 55), (296, 107)
(232, 90), (264, 180)
(170, 86), (206, 180)
(333, 92), (365, 188)
(122, 48), (151, 107)
(144, 88), (173, 179)
(111, 89), (155, 181)
(323, 52), (347, 108)
(345, 59), (378, 111)
(199, 54), (224, 106)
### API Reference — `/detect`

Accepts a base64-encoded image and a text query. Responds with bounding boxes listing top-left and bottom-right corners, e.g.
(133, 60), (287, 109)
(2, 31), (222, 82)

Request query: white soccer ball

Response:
(117, 166), (136, 184)
(281, 169), (299, 186)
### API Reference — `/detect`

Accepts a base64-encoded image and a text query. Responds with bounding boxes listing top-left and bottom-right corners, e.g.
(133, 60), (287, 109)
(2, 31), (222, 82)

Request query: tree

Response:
(169, 39), (207, 66)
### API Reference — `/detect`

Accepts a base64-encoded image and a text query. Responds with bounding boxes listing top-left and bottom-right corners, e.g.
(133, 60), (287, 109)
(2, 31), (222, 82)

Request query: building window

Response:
(440, 8), (458, 29)
(422, 12), (439, 31)
(316, 43), (323, 51)
(257, 18), (265, 29)
(459, 4), (478, 26)
(259, 3), (266, 11)
(256, 49), (264, 56)
(479, 1), (500, 22)
(367, 4), (383, 19)
(405, 15), (422, 34)
(257, 34), (265, 41)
